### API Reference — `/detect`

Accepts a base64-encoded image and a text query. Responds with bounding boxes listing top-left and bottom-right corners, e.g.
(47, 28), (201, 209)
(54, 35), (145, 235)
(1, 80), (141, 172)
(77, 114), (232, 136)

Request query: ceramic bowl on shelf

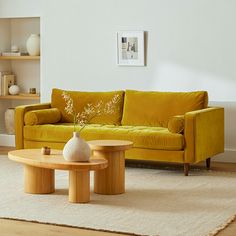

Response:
(11, 45), (19, 53)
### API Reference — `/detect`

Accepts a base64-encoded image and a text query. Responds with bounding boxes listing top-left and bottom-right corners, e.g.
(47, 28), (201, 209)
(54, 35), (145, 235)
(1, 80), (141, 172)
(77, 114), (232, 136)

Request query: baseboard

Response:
(213, 149), (236, 163)
(0, 134), (15, 147)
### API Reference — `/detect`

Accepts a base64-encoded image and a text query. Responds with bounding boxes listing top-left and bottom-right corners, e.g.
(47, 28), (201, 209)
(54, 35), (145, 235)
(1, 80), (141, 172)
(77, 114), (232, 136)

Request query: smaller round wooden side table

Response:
(88, 140), (133, 195)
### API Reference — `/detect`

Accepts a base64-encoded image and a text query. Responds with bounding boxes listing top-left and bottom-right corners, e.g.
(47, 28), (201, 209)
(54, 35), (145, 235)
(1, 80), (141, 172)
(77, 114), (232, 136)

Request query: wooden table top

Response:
(87, 140), (133, 151)
(8, 149), (108, 171)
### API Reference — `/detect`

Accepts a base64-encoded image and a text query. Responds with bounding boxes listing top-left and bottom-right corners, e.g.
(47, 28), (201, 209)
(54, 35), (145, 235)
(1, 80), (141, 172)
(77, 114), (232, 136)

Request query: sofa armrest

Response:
(184, 107), (224, 163)
(15, 103), (51, 149)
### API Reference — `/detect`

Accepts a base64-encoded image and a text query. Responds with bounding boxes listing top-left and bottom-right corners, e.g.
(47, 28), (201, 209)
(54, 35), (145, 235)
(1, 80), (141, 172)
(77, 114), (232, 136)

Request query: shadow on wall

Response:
(149, 62), (236, 162)
(210, 101), (236, 151)
(150, 62), (236, 102)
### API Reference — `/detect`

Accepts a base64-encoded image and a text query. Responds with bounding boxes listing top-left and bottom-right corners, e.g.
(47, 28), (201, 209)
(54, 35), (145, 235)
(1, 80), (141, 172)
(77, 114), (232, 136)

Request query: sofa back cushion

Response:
(51, 88), (124, 125)
(121, 90), (208, 127)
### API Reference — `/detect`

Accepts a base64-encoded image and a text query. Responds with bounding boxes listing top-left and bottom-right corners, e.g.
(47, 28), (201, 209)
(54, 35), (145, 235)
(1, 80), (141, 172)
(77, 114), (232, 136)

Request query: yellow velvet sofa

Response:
(15, 88), (224, 175)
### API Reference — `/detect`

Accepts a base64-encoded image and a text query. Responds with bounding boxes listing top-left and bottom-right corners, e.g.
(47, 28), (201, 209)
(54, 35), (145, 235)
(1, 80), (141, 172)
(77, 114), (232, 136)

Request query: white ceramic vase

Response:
(63, 132), (91, 162)
(5, 108), (15, 135)
(9, 85), (20, 95)
(26, 34), (40, 56)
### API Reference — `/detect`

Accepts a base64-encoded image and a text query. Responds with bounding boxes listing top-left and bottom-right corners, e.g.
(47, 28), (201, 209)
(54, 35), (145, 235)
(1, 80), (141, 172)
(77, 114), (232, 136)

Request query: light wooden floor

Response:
(1, 146), (236, 236)
(0, 146), (15, 155)
(0, 219), (129, 236)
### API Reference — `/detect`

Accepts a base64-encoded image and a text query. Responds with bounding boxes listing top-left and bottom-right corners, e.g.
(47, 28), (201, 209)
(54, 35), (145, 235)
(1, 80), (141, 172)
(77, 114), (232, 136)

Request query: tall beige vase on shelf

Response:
(63, 132), (91, 162)
(26, 34), (40, 56)
(5, 108), (15, 135)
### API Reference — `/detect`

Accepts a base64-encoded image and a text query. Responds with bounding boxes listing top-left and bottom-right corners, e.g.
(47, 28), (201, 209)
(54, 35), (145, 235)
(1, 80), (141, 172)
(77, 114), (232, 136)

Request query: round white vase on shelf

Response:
(9, 85), (20, 95)
(5, 108), (15, 135)
(26, 34), (40, 56)
(63, 132), (91, 162)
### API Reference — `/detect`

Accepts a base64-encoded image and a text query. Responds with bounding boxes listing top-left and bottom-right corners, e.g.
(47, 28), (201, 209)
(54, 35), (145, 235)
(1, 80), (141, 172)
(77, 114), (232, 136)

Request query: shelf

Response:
(0, 95), (40, 100)
(0, 17), (40, 147)
(0, 56), (40, 60)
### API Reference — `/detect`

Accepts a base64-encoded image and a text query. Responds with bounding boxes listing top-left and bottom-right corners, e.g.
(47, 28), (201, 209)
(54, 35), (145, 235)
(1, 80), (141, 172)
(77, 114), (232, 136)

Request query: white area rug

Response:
(0, 156), (236, 236)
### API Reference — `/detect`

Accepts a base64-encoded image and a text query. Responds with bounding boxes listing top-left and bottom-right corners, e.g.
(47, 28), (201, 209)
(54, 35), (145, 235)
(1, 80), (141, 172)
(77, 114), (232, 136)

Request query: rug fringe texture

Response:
(208, 214), (236, 236)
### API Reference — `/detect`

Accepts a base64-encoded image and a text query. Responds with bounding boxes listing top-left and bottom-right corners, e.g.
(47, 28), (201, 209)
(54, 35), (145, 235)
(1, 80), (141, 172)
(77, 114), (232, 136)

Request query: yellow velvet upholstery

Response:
(23, 139), (185, 164)
(184, 107), (224, 163)
(126, 148), (184, 163)
(24, 108), (61, 125)
(122, 90), (208, 127)
(24, 124), (184, 151)
(51, 88), (124, 125)
(168, 115), (185, 134)
(15, 103), (51, 149)
(15, 89), (224, 166)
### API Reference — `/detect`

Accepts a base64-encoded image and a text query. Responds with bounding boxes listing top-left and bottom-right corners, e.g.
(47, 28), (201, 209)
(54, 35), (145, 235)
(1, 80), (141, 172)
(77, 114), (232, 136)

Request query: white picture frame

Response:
(117, 31), (145, 66)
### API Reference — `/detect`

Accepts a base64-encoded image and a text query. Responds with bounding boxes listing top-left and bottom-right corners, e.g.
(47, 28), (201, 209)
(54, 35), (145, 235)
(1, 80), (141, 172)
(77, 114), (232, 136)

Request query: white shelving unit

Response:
(0, 17), (40, 147)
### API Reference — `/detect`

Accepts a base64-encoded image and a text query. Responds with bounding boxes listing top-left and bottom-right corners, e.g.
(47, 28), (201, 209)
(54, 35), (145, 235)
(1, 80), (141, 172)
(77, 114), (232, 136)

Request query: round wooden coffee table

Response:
(8, 149), (108, 203)
(88, 140), (133, 195)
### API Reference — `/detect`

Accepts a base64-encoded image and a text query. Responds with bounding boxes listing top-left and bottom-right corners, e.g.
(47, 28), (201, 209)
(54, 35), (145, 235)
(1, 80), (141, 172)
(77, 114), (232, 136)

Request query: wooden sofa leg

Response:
(184, 163), (189, 176)
(206, 158), (211, 170)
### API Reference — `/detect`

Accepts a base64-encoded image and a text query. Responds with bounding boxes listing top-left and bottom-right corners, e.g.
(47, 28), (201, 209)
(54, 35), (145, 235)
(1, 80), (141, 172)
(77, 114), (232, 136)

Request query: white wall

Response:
(1, 0), (236, 162)
(0, 19), (11, 133)
(0, 19), (11, 72)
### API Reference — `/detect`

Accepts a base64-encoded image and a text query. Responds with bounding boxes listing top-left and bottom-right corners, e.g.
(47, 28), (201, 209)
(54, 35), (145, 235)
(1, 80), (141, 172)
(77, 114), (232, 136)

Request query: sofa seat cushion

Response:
(24, 124), (184, 151)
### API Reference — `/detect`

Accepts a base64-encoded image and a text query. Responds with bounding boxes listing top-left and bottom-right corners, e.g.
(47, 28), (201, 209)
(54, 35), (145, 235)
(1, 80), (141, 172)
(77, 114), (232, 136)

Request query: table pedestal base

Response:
(69, 170), (90, 203)
(94, 150), (125, 195)
(24, 165), (55, 194)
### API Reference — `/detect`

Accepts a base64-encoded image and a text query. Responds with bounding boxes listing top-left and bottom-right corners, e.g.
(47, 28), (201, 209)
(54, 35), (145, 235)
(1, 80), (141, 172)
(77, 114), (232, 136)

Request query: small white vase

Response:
(5, 108), (15, 134)
(9, 85), (20, 95)
(63, 132), (91, 162)
(26, 34), (40, 56)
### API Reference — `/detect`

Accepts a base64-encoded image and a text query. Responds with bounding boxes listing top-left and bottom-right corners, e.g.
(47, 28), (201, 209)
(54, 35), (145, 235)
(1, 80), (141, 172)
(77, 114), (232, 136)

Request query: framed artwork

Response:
(116, 31), (145, 66)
